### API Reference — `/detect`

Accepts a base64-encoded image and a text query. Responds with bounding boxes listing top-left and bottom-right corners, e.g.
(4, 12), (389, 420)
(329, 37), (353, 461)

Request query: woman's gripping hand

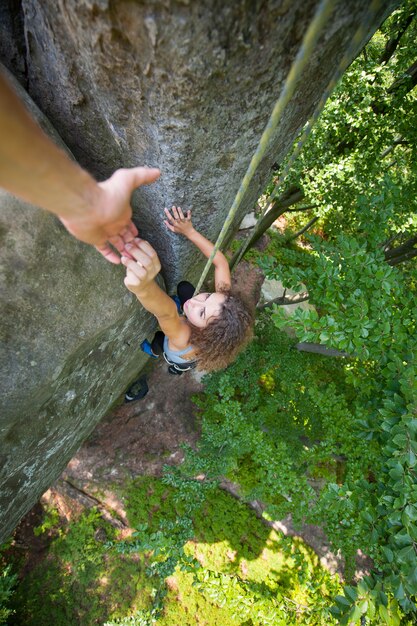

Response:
(121, 239), (161, 295)
(164, 205), (194, 236)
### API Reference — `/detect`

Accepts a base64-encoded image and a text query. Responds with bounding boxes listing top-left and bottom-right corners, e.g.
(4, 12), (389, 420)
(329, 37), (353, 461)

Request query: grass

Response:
(8, 508), (154, 625)
(5, 477), (341, 625)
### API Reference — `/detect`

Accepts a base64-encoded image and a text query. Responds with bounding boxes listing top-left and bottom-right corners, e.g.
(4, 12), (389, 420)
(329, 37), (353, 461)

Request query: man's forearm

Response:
(0, 71), (100, 218)
(185, 227), (227, 266)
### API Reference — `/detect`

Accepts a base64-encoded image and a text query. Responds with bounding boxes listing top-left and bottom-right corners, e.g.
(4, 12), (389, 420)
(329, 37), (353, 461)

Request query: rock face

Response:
(0, 0), (397, 541)
(0, 69), (159, 542)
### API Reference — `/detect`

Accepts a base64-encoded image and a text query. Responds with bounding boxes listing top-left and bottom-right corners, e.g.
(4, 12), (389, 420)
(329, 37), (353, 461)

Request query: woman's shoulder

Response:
(166, 318), (192, 351)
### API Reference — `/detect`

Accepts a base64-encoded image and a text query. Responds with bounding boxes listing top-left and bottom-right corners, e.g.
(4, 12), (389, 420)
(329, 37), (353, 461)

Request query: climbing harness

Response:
(194, 0), (382, 288)
(163, 351), (197, 375)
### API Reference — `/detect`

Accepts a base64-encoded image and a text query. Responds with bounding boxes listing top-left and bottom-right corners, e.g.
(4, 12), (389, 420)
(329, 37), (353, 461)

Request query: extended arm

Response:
(0, 70), (160, 263)
(122, 240), (188, 343)
(164, 206), (231, 290)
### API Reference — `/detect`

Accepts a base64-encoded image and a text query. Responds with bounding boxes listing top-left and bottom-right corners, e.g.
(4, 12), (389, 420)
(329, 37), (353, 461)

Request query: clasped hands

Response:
(65, 173), (193, 270)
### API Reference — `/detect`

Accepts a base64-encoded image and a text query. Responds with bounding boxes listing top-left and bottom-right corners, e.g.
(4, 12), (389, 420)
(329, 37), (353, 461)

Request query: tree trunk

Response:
(387, 248), (417, 266)
(385, 233), (417, 263)
(229, 186), (306, 268)
(258, 292), (310, 310)
(295, 343), (353, 357)
(378, 10), (415, 65)
(387, 58), (417, 94)
(286, 216), (319, 242)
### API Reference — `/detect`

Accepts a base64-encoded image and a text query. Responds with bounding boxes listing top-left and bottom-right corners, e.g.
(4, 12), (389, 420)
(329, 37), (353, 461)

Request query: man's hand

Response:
(0, 71), (161, 264)
(60, 167), (160, 264)
(164, 205), (194, 237)
(121, 239), (161, 294)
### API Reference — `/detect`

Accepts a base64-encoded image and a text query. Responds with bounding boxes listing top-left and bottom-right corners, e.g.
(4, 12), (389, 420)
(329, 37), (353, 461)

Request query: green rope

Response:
(269, 0), (382, 201)
(194, 0), (335, 294)
(231, 0), (382, 269)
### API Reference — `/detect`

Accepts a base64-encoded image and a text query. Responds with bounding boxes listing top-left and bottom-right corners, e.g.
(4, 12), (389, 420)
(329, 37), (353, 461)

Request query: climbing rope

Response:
(230, 0), (382, 269)
(268, 0), (382, 202)
(194, 0), (335, 294)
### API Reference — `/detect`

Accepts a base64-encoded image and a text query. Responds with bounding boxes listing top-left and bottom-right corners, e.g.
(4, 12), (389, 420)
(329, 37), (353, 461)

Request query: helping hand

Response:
(164, 205), (194, 236)
(121, 239), (161, 294)
(60, 167), (160, 264)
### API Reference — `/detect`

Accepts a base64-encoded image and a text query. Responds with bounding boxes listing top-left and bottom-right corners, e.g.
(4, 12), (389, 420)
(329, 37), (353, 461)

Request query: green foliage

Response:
(104, 607), (160, 626)
(0, 561), (17, 625)
(282, 22), (417, 242)
(110, 477), (341, 625)
(264, 233), (416, 361)
(186, 323), (372, 520)
(227, 235), (269, 265)
(256, 4), (417, 621)
(9, 508), (154, 626)
(5, 477), (340, 626)
(260, 1), (417, 260)
(113, 326), (358, 623)
(33, 505), (60, 537)
(178, 320), (387, 583)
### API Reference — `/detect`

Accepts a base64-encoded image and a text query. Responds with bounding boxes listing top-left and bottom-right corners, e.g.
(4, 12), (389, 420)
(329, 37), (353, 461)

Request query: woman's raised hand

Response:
(121, 239), (161, 294)
(164, 206), (194, 236)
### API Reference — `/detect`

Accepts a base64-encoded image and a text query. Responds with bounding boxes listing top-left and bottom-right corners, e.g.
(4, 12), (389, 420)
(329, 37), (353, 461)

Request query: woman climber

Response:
(121, 206), (254, 375)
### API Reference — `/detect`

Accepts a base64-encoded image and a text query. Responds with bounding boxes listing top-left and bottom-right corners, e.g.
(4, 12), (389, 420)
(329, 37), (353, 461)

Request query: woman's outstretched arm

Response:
(164, 206), (231, 291)
(122, 239), (189, 344)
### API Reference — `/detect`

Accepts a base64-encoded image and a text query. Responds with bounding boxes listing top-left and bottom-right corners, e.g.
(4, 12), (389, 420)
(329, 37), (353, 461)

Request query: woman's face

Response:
(183, 292), (226, 328)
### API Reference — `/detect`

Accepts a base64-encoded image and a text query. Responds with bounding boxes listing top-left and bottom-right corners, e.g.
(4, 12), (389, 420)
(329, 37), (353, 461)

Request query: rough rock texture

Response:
(4, 0), (397, 287)
(0, 0), (397, 542)
(0, 70), (159, 541)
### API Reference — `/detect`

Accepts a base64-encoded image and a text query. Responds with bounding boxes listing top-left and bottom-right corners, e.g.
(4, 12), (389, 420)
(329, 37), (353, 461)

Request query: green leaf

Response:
(344, 586), (358, 602)
(389, 464), (404, 480)
(398, 545), (415, 562)
(406, 449), (417, 467)
(329, 606), (341, 617)
(381, 546), (394, 563)
(392, 434), (407, 447)
(361, 511), (373, 524)
(393, 532), (413, 548)
(404, 504), (417, 521)
(378, 604), (390, 624)
(394, 581), (405, 600)
(388, 604), (401, 626)
(348, 603), (363, 623)
(335, 594), (351, 607)
(359, 599), (368, 614)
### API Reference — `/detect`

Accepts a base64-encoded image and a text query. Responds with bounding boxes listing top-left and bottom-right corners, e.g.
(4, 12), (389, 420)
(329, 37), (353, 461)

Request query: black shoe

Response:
(168, 365), (183, 376)
(125, 376), (149, 402)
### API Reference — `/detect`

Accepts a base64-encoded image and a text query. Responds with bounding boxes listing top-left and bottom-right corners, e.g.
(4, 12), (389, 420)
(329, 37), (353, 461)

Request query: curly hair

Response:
(187, 288), (254, 372)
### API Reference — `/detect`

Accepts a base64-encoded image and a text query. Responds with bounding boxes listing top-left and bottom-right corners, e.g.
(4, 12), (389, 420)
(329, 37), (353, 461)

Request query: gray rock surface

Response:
(0, 0), (397, 541)
(0, 70), (158, 541)
(239, 212), (258, 230)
